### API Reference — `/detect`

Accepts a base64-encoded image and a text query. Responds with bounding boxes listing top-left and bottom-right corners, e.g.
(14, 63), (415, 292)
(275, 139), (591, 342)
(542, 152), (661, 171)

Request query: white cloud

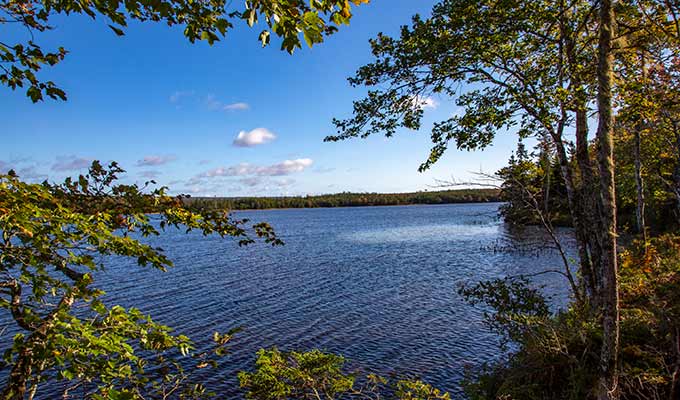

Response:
(136, 155), (177, 167)
(233, 128), (277, 147)
(205, 95), (249, 112)
(262, 159), (313, 176)
(224, 102), (250, 111)
(411, 95), (439, 109)
(199, 158), (313, 179)
(203, 164), (251, 177)
(52, 156), (92, 171)
(239, 177), (263, 187)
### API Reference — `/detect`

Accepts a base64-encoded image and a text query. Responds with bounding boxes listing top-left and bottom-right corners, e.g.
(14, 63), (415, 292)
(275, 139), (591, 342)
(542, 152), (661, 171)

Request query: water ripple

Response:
(2, 203), (576, 398)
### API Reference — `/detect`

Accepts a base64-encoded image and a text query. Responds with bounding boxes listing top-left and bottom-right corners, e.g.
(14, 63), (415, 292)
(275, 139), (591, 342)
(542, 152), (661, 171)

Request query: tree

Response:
(329, 0), (680, 398)
(327, 0), (606, 303)
(0, 161), (282, 398)
(595, 1), (619, 397)
(0, 0), (369, 102)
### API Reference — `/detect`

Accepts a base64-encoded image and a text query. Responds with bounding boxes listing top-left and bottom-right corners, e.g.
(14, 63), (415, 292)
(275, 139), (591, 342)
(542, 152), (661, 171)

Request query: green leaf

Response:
(108, 25), (125, 36)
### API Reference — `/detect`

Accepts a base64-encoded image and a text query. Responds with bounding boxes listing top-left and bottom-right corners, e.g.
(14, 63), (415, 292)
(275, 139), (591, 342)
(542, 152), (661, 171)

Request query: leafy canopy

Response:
(0, 161), (280, 398)
(329, 0), (590, 170)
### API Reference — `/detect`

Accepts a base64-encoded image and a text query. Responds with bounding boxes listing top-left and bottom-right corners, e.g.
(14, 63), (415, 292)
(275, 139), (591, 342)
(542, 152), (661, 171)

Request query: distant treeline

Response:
(185, 189), (501, 210)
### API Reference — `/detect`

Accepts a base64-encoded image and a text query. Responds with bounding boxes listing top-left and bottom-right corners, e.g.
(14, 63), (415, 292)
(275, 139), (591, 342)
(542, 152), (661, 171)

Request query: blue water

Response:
(7, 203), (579, 397)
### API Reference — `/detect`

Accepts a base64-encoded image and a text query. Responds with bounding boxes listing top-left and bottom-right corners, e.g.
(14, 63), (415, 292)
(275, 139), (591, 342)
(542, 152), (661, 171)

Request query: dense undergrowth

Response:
(462, 235), (680, 400)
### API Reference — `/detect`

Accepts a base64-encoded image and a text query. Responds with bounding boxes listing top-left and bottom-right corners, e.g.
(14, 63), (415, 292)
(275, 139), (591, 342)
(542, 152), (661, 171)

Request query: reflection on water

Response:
(343, 223), (501, 244)
(2, 203), (578, 398)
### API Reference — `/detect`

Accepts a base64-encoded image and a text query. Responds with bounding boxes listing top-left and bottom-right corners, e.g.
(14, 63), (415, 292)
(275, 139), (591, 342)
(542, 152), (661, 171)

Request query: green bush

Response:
(239, 348), (450, 400)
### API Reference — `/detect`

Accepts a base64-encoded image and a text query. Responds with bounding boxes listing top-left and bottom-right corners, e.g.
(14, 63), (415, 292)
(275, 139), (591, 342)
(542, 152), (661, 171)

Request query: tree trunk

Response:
(541, 146), (551, 215)
(563, 16), (601, 303)
(674, 124), (680, 224)
(596, 0), (620, 398)
(574, 107), (602, 302)
(633, 126), (646, 241)
(634, 52), (647, 241)
(551, 132), (592, 302)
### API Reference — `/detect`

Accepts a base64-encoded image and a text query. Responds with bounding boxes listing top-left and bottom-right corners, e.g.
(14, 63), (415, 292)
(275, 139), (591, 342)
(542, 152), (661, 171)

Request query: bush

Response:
(239, 348), (450, 400)
(462, 235), (680, 400)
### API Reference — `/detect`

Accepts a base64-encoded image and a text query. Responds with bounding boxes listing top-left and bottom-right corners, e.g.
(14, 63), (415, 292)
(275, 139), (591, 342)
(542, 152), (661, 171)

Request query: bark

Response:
(551, 131), (592, 301)
(574, 107), (603, 302)
(562, 10), (601, 303)
(633, 126), (646, 241)
(674, 125), (680, 224)
(634, 53), (647, 241)
(670, 327), (680, 400)
(2, 293), (75, 400)
(596, 0), (620, 398)
(541, 147), (551, 215)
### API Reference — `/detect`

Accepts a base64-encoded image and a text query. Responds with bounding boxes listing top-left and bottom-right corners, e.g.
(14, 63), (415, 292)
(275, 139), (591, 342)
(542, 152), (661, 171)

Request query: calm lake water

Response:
(13, 203), (579, 397)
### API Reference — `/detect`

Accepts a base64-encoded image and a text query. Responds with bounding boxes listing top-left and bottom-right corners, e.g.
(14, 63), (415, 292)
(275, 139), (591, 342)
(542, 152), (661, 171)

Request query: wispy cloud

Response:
(1, 159), (47, 181)
(52, 156), (92, 171)
(18, 166), (48, 182)
(274, 178), (295, 188)
(140, 170), (161, 179)
(169, 90), (194, 103)
(205, 95), (250, 112)
(239, 177), (263, 187)
(314, 166), (335, 174)
(0, 160), (13, 173)
(136, 155), (177, 167)
(224, 102), (250, 111)
(205, 95), (222, 110)
(233, 128), (277, 147)
(199, 158), (313, 179)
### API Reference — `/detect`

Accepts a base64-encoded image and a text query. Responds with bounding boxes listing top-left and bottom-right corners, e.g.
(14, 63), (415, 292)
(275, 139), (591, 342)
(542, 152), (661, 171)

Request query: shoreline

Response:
(231, 200), (505, 212)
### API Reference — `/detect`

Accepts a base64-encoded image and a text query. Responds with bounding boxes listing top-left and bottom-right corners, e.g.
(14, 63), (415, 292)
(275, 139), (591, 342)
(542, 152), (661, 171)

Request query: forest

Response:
(2, 0), (680, 399)
(185, 189), (500, 210)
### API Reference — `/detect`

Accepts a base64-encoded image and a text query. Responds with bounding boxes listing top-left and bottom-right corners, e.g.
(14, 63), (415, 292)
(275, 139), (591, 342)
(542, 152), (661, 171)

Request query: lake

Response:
(25, 203), (579, 397)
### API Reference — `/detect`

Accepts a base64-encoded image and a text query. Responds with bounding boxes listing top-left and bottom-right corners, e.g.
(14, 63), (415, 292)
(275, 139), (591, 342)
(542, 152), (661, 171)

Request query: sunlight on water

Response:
(342, 223), (501, 244)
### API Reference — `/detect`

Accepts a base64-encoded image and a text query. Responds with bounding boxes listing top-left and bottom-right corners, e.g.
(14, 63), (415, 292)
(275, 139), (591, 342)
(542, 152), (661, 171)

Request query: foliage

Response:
(614, 51), (680, 232)
(0, 161), (280, 398)
(331, 0), (680, 398)
(462, 235), (680, 399)
(329, 0), (597, 170)
(238, 348), (354, 400)
(459, 277), (550, 348)
(497, 141), (570, 227)
(0, 0), (369, 101)
(238, 347), (450, 400)
(617, 235), (680, 399)
(186, 188), (500, 211)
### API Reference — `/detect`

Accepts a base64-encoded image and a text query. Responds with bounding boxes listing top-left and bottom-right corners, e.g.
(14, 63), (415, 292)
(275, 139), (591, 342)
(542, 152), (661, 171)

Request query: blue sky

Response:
(2, 0), (520, 197)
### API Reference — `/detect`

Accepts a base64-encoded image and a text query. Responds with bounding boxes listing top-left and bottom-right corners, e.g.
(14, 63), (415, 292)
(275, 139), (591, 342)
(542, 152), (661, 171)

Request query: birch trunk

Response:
(596, 0), (620, 398)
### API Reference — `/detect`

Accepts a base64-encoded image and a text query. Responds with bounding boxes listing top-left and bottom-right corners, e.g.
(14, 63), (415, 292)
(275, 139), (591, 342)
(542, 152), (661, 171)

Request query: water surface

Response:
(18, 203), (580, 397)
